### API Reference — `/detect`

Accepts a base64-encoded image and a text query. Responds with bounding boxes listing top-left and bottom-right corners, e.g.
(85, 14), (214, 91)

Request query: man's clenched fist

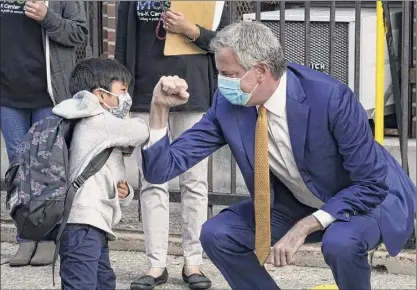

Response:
(152, 76), (189, 108)
(24, 1), (48, 21)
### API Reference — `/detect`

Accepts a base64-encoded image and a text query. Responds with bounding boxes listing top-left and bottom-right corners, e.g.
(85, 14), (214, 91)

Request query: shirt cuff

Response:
(143, 127), (168, 149)
(312, 210), (337, 229)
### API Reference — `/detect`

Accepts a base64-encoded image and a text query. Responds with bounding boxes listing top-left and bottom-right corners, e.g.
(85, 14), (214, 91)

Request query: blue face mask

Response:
(217, 69), (259, 106)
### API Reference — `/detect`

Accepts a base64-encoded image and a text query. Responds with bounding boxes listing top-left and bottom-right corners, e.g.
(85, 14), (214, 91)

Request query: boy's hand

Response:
(117, 180), (129, 199)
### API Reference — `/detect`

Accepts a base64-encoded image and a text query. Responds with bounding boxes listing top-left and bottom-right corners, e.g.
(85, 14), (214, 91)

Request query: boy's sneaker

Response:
(30, 241), (56, 266)
(9, 242), (37, 267)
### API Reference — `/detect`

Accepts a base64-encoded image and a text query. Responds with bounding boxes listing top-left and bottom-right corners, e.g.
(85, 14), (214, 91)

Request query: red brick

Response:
(107, 17), (116, 29)
(107, 4), (116, 18)
(107, 30), (116, 42)
(107, 43), (115, 56)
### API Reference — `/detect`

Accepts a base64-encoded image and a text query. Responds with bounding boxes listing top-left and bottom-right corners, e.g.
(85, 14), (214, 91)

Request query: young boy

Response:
(51, 58), (149, 290)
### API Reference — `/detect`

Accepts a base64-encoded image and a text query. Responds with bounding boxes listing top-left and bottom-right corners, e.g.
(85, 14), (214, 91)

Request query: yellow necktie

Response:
(254, 105), (271, 265)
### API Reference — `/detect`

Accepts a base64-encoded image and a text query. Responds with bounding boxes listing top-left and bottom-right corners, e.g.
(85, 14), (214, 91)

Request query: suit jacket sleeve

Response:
(115, 1), (130, 65)
(40, 1), (88, 47)
(193, 5), (230, 52)
(142, 93), (226, 184)
(320, 84), (389, 221)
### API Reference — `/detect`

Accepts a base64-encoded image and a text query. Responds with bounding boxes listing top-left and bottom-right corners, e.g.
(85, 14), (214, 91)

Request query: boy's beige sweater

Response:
(52, 91), (149, 240)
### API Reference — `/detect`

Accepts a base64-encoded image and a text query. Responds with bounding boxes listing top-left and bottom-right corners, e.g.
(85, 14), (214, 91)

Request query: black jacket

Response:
(115, 1), (229, 112)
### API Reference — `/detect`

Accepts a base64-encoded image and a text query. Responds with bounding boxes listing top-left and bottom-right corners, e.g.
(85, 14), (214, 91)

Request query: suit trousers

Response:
(200, 187), (382, 290)
(132, 112), (209, 267)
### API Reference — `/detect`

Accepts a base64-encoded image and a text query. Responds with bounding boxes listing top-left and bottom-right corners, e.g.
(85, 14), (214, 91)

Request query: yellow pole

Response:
(375, 1), (385, 145)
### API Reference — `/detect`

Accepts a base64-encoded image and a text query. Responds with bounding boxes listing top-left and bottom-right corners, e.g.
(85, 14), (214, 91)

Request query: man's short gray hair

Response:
(210, 21), (286, 79)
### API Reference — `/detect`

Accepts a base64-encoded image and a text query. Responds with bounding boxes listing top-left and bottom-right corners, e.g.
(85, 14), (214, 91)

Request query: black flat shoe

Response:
(182, 268), (212, 290)
(130, 268), (168, 290)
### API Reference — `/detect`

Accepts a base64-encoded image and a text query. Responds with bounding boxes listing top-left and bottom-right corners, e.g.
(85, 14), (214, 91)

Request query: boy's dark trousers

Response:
(59, 224), (116, 290)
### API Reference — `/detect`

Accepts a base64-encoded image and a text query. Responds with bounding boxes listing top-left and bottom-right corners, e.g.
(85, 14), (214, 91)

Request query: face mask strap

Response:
(240, 67), (253, 81)
(250, 83), (259, 95)
(98, 88), (120, 109)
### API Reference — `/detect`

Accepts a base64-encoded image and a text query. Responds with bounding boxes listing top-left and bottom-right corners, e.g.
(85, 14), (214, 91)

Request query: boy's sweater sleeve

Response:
(105, 117), (150, 148)
(119, 182), (135, 207)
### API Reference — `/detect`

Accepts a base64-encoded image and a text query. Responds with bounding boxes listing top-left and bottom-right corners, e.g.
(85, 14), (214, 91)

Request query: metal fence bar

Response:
(255, 1), (262, 22)
(383, 1), (409, 173)
(354, 1), (361, 97)
(230, 157), (237, 194)
(91, 2), (101, 58)
(304, 1), (311, 66)
(329, 0), (336, 77)
(228, 1), (234, 23)
(84, 2), (92, 58)
(401, 1), (411, 171)
(280, 1), (286, 54)
(207, 156), (214, 217)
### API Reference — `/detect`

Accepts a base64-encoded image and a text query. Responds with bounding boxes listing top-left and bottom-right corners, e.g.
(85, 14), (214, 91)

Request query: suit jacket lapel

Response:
(235, 105), (257, 171)
(286, 70), (309, 173)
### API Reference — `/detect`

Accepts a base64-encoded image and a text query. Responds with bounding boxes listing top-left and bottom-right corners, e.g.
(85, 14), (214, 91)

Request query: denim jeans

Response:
(1, 105), (53, 243)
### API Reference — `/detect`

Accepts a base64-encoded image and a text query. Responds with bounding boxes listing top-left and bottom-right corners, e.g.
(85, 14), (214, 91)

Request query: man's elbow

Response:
(142, 171), (169, 185)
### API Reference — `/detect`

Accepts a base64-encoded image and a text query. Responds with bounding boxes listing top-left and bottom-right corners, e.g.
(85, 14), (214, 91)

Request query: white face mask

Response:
(99, 88), (132, 119)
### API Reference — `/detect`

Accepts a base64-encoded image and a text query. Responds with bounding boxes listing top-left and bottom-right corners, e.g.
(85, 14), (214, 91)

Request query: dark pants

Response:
(200, 189), (382, 290)
(59, 224), (116, 290)
(0, 105), (53, 243)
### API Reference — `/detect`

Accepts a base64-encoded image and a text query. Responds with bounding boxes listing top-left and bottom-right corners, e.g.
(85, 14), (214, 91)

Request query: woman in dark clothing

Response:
(115, 2), (229, 290)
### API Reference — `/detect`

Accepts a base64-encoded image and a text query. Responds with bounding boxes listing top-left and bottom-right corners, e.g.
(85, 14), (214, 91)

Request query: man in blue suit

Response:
(141, 22), (416, 290)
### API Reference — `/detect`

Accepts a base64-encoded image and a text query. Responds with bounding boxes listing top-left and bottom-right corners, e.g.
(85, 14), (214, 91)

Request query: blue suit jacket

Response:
(142, 63), (416, 256)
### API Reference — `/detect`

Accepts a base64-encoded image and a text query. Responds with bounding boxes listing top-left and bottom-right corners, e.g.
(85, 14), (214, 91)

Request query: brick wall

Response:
(102, 1), (117, 59)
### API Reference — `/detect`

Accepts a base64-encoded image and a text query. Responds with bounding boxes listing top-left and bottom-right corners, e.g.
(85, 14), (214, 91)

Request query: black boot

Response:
(8, 242), (37, 267)
(30, 241), (55, 266)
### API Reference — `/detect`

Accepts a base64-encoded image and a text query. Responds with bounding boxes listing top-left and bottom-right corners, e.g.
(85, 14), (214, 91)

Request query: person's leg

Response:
(0, 106), (38, 265)
(130, 112), (170, 290)
(321, 212), (382, 290)
(96, 240), (116, 290)
(0, 106), (31, 164)
(170, 113), (208, 267)
(59, 224), (105, 290)
(170, 112), (210, 289)
(28, 106), (56, 266)
(200, 189), (321, 290)
(31, 107), (53, 123)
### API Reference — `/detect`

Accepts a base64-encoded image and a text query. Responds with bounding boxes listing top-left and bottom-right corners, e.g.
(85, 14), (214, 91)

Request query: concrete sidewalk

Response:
(1, 242), (416, 290)
(1, 194), (416, 277)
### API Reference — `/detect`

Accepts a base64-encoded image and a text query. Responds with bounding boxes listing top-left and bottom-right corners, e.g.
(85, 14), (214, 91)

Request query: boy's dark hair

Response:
(68, 58), (131, 96)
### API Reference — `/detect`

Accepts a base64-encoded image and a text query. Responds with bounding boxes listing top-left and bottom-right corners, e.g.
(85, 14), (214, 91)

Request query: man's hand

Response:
(266, 215), (323, 267)
(117, 180), (129, 199)
(153, 76), (189, 108)
(24, 1), (48, 21)
(163, 9), (198, 39)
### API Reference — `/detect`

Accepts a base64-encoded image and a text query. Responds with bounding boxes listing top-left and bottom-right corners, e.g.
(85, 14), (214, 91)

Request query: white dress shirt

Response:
(147, 72), (336, 229)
